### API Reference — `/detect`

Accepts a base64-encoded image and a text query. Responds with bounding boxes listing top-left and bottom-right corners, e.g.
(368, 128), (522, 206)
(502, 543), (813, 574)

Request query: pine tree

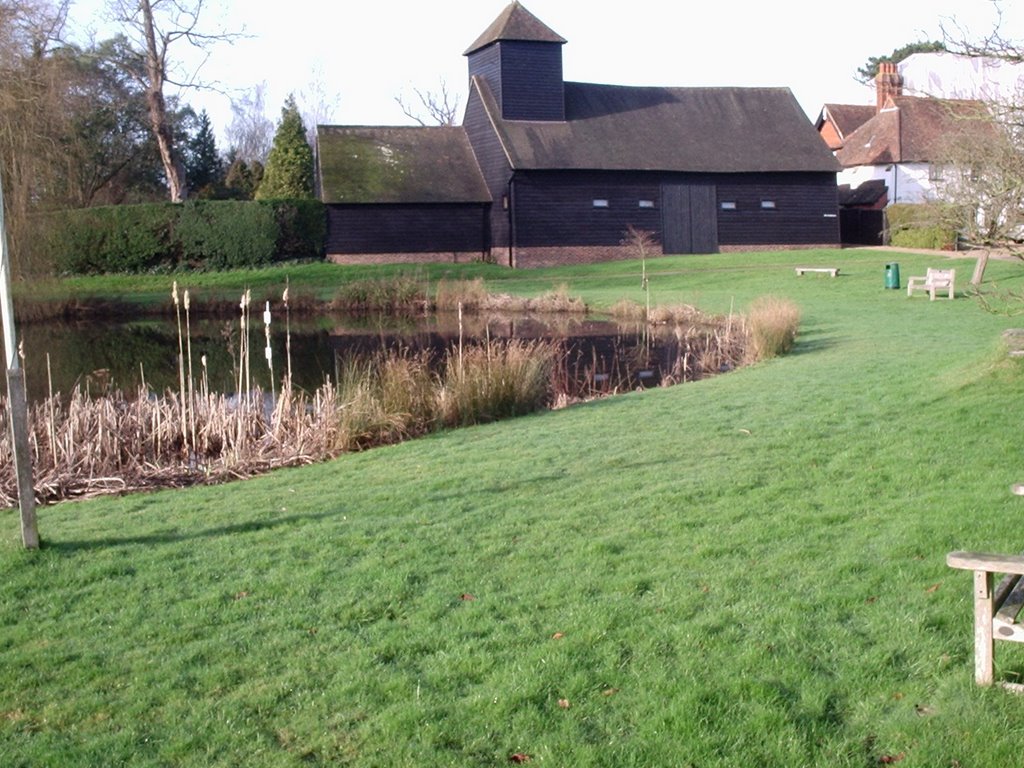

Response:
(185, 109), (224, 196)
(255, 95), (314, 200)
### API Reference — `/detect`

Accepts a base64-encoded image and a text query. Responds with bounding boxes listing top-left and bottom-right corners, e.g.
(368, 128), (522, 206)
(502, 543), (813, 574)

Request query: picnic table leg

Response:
(974, 570), (995, 686)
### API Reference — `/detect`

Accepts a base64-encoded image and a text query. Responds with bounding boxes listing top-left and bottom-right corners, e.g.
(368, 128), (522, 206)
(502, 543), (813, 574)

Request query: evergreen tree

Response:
(223, 150), (263, 200)
(856, 41), (946, 83)
(255, 95), (314, 200)
(185, 109), (224, 196)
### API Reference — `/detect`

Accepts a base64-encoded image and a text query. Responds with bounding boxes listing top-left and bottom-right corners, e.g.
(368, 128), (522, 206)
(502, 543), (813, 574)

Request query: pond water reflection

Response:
(11, 311), (734, 403)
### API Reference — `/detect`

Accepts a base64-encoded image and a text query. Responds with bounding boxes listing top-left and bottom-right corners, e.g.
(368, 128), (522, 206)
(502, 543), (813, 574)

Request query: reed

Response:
(743, 295), (802, 362)
(437, 339), (557, 427)
(332, 275), (429, 313)
(0, 283), (797, 507)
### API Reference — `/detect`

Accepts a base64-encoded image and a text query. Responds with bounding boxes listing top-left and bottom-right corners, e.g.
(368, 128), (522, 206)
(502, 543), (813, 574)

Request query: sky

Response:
(67, 0), (1024, 145)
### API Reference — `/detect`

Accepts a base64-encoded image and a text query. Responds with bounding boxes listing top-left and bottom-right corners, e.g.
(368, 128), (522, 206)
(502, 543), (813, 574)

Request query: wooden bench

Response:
(795, 267), (839, 277)
(947, 550), (1024, 687)
(906, 268), (955, 300)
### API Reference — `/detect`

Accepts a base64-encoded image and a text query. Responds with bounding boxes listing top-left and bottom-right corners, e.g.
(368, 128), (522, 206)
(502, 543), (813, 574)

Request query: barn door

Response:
(661, 184), (718, 254)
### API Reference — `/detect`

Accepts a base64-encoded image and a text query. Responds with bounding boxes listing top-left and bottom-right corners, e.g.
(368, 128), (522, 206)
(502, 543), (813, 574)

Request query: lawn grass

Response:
(5, 248), (1024, 766)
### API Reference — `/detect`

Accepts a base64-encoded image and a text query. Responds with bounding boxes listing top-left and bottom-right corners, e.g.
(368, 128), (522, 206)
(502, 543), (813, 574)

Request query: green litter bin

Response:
(885, 262), (900, 290)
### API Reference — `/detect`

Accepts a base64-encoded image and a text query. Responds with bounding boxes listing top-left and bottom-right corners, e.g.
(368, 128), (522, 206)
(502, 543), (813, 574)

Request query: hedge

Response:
(43, 200), (326, 275)
(886, 203), (958, 251)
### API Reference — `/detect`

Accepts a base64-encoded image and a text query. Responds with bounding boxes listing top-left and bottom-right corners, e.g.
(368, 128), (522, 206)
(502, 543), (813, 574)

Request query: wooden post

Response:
(0, 166), (38, 549)
(974, 569), (994, 686)
(970, 251), (989, 287)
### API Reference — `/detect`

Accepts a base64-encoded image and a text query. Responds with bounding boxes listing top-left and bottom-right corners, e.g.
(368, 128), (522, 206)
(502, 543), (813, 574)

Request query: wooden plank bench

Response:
(906, 268), (955, 300)
(947, 550), (1024, 687)
(795, 267), (839, 277)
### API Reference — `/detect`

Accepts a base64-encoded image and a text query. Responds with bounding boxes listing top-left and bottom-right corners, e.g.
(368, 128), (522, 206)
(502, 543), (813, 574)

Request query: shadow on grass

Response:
(38, 510), (339, 553)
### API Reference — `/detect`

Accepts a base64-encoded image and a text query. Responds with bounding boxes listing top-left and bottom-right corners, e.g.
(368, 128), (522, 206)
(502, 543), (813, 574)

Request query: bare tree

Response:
(395, 79), (460, 126)
(110, 0), (240, 202)
(227, 81), (273, 165)
(923, 1), (1024, 288)
(942, 2), (1024, 63)
(0, 0), (72, 273)
(298, 63), (340, 145)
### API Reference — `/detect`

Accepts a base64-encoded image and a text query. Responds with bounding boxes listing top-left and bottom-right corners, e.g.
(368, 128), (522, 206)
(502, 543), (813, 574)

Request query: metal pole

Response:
(0, 167), (38, 549)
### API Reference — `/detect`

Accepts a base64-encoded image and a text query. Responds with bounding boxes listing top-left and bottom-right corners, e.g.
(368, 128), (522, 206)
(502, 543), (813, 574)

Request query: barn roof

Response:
(835, 97), (991, 167)
(464, 1), (566, 55)
(316, 126), (490, 204)
(472, 77), (841, 173)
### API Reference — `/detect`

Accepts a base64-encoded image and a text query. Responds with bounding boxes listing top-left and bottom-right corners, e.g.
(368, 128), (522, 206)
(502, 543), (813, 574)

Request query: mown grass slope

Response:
(4, 249), (1024, 766)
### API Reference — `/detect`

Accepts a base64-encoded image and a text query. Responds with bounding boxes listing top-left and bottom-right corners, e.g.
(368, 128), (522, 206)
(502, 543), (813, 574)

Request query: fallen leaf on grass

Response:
(509, 753), (531, 763)
(879, 752), (905, 764)
(558, 699), (571, 709)
(925, 583), (941, 594)
(234, 591), (250, 600)
(459, 593), (476, 601)
(602, 688), (619, 697)
(551, 632), (565, 640)
(914, 704), (936, 717)
(866, 596), (878, 604)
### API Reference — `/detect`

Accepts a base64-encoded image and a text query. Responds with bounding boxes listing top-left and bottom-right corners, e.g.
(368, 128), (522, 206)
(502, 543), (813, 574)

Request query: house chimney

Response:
(875, 60), (903, 111)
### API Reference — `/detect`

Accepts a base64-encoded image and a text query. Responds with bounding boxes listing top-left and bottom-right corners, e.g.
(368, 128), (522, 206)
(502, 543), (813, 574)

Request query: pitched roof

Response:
(835, 96), (991, 167)
(472, 77), (840, 173)
(464, 1), (566, 55)
(838, 179), (887, 206)
(316, 126), (490, 204)
(817, 104), (876, 140)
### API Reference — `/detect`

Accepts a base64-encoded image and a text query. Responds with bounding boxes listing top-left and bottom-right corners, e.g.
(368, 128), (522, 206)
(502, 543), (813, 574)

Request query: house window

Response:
(761, 200), (776, 210)
(720, 201), (737, 210)
(638, 200), (655, 209)
(592, 199), (609, 208)
(929, 164), (944, 181)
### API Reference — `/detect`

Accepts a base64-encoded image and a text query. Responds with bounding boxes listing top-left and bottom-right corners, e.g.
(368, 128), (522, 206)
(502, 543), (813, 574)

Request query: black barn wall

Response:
(509, 170), (838, 253)
(325, 204), (489, 255)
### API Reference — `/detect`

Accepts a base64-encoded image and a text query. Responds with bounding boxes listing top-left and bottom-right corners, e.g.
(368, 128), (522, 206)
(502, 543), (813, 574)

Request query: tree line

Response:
(0, 0), (316, 275)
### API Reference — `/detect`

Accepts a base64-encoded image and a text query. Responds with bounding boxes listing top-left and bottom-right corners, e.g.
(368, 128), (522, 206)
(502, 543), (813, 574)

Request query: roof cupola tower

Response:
(464, 2), (567, 121)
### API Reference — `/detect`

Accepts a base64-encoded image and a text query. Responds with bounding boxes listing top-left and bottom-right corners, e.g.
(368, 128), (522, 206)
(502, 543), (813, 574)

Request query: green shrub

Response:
(175, 201), (278, 270)
(267, 199), (326, 260)
(887, 203), (957, 250)
(41, 199), (327, 275)
(48, 205), (177, 275)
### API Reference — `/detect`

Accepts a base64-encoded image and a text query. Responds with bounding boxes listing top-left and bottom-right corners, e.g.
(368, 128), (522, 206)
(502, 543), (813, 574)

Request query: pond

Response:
(7, 309), (736, 404)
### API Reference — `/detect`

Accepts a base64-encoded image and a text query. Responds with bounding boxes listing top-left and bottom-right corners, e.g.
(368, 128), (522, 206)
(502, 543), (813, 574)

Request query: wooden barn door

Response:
(661, 184), (718, 254)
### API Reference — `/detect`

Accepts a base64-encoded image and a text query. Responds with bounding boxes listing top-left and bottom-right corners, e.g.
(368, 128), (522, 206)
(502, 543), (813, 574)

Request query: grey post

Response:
(0, 166), (38, 549)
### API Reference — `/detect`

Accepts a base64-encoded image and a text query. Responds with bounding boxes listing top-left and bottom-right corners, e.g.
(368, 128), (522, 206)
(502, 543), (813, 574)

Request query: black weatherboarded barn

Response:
(317, 2), (840, 268)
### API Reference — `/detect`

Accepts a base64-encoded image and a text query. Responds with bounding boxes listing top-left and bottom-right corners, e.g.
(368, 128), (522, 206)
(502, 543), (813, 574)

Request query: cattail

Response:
(264, 301), (275, 400)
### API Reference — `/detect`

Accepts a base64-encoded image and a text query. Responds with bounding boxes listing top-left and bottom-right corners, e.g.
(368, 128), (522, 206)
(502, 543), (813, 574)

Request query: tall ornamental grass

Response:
(744, 295), (801, 362)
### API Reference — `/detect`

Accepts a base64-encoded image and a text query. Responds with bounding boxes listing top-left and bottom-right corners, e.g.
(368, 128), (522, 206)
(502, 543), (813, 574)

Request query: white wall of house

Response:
(839, 162), (937, 205)
(900, 52), (1023, 102)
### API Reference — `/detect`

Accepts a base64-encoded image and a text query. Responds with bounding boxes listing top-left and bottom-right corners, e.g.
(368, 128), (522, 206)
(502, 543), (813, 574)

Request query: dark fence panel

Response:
(840, 209), (885, 246)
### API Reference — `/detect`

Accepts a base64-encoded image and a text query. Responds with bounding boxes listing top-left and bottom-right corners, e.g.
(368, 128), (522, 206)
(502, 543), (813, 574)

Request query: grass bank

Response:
(4, 248), (1024, 766)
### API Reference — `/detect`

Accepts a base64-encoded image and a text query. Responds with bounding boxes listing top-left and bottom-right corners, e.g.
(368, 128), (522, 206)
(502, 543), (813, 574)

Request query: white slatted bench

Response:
(947, 550), (1024, 688)
(907, 268), (955, 300)
(795, 267), (839, 277)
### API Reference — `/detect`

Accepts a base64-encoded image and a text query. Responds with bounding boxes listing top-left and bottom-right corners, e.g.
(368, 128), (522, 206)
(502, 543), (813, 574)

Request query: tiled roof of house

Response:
(464, 1), (566, 55)
(316, 126), (490, 204)
(818, 104), (876, 141)
(472, 77), (841, 173)
(835, 97), (991, 167)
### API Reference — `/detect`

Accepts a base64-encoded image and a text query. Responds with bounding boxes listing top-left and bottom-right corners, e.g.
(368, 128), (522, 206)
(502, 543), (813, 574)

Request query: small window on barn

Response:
(638, 199), (655, 209)
(592, 199), (610, 208)
(720, 201), (737, 210)
(761, 200), (777, 210)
